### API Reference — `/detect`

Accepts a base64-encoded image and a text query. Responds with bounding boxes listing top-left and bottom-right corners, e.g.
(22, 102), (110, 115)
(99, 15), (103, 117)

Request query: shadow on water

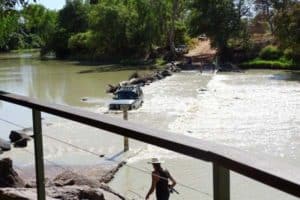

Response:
(270, 70), (300, 83)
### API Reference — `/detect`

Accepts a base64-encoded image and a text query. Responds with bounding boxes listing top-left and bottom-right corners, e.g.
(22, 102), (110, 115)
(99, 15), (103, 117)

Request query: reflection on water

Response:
(0, 55), (300, 200)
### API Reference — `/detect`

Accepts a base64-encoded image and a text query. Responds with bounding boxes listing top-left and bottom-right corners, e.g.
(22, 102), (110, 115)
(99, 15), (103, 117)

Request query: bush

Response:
(240, 58), (295, 69)
(259, 45), (283, 60)
(68, 31), (94, 54)
(284, 47), (300, 63)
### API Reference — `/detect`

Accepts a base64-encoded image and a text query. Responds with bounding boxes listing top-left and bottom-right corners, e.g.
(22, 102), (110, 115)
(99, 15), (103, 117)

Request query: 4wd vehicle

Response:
(109, 85), (144, 110)
(175, 45), (188, 54)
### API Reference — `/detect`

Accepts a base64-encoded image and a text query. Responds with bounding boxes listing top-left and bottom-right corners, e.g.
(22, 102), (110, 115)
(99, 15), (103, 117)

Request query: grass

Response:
(240, 58), (297, 70)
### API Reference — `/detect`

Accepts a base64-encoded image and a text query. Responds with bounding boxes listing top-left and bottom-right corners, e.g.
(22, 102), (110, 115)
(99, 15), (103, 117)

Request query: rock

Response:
(129, 78), (145, 85)
(9, 130), (31, 148)
(0, 188), (53, 200)
(0, 158), (25, 187)
(199, 88), (208, 92)
(0, 138), (11, 151)
(53, 170), (101, 188)
(9, 130), (31, 143)
(161, 70), (172, 77)
(0, 186), (105, 200)
(106, 84), (120, 94)
(128, 72), (140, 80)
(119, 81), (130, 86)
(47, 185), (105, 200)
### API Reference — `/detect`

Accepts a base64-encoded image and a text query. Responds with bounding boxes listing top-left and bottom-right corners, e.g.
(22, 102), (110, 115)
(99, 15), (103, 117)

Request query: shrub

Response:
(284, 47), (300, 63)
(259, 45), (283, 60)
(68, 31), (94, 54)
(240, 58), (295, 69)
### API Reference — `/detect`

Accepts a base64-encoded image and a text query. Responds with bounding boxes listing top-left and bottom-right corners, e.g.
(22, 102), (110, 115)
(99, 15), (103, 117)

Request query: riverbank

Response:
(239, 58), (299, 70)
(0, 158), (126, 200)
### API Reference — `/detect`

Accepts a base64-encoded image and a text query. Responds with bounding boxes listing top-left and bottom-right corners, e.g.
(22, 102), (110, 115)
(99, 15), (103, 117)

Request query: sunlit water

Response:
(0, 54), (299, 200)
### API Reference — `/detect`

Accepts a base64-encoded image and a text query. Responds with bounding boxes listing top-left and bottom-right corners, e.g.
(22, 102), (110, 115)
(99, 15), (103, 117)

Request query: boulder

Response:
(47, 185), (105, 200)
(53, 170), (101, 188)
(9, 131), (31, 148)
(161, 70), (172, 77)
(0, 188), (49, 200)
(0, 158), (25, 187)
(106, 84), (120, 94)
(0, 187), (105, 200)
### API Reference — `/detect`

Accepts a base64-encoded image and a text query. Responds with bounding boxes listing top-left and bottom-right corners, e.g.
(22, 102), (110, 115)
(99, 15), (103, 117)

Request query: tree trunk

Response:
(169, 0), (179, 60)
(266, 7), (274, 35)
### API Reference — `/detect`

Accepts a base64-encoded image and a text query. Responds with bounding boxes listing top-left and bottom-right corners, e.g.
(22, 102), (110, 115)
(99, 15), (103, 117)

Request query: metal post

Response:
(121, 105), (129, 151)
(213, 163), (230, 200)
(32, 109), (46, 200)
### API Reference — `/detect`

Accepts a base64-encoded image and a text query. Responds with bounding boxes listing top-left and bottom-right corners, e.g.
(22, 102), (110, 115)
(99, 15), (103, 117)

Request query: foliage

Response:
(240, 58), (296, 69)
(68, 31), (94, 54)
(58, 0), (89, 34)
(188, 0), (247, 61)
(22, 4), (57, 45)
(274, 2), (300, 63)
(284, 47), (300, 63)
(41, 28), (70, 58)
(41, 0), (89, 58)
(259, 45), (283, 60)
(0, 11), (18, 50)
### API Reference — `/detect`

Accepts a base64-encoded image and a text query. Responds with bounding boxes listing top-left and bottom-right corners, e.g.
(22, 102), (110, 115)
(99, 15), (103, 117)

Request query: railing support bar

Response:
(121, 105), (129, 152)
(33, 109), (46, 200)
(213, 163), (230, 200)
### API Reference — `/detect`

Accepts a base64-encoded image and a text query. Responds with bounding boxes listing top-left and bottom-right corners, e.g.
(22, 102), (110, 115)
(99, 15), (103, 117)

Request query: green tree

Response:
(274, 2), (300, 62)
(0, 11), (19, 50)
(189, 0), (244, 62)
(42, 0), (89, 58)
(58, 0), (89, 34)
(22, 4), (57, 45)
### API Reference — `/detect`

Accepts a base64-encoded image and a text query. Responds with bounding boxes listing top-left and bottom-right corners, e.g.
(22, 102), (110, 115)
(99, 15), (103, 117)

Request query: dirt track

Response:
(185, 40), (216, 63)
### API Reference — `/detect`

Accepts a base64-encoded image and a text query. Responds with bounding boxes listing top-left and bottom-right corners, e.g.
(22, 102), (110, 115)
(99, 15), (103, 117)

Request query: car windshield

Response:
(116, 91), (138, 99)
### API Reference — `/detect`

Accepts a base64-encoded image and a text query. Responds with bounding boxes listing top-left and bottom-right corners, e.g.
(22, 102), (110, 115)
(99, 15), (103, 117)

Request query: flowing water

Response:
(0, 53), (299, 200)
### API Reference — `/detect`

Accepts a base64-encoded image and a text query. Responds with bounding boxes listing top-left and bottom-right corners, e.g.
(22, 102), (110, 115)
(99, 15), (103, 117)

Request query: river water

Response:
(0, 53), (299, 200)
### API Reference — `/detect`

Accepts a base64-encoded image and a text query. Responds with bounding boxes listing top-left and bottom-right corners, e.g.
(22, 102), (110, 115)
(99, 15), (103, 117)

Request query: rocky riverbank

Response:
(106, 63), (181, 94)
(0, 158), (126, 200)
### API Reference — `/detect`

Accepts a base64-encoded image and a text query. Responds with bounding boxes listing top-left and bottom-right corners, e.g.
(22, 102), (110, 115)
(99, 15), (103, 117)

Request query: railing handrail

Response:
(0, 91), (299, 198)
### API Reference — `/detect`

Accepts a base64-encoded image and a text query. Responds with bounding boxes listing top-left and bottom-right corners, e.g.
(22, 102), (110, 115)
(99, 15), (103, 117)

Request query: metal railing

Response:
(0, 91), (299, 200)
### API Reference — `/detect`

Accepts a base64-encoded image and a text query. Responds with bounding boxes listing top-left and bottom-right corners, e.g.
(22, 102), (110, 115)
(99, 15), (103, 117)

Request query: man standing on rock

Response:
(145, 158), (176, 200)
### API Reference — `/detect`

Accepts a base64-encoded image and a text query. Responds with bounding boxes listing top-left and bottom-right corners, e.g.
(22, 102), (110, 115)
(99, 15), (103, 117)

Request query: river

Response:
(0, 53), (299, 200)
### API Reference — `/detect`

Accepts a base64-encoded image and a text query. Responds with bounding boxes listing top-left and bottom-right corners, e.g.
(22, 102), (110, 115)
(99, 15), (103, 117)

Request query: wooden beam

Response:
(121, 105), (129, 152)
(32, 109), (45, 200)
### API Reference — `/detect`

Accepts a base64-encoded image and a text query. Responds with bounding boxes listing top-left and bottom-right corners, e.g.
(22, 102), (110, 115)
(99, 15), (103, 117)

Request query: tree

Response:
(22, 4), (57, 45)
(189, 0), (244, 62)
(0, 11), (18, 50)
(58, 0), (89, 34)
(274, 2), (300, 61)
(254, 0), (275, 34)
